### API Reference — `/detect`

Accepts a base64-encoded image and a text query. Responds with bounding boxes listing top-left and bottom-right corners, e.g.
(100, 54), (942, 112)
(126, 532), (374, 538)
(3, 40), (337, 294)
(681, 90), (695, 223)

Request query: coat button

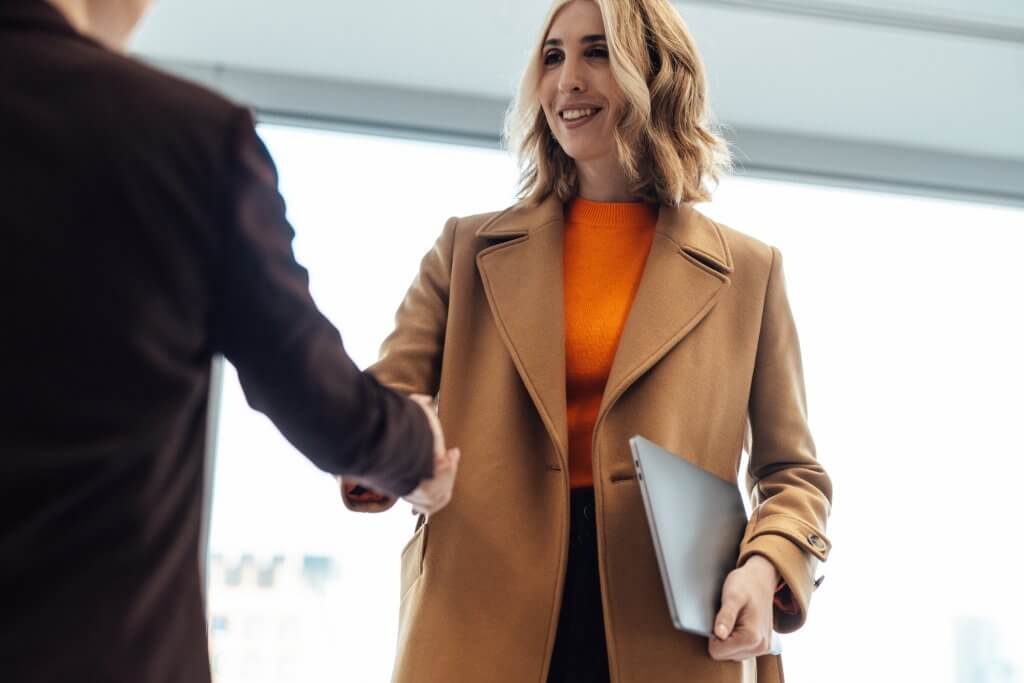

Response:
(583, 503), (594, 521)
(807, 533), (825, 550)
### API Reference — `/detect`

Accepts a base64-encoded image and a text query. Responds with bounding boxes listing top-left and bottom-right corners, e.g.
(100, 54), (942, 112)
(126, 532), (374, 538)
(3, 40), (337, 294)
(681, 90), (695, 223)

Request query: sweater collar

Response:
(477, 194), (733, 274)
(564, 197), (658, 228)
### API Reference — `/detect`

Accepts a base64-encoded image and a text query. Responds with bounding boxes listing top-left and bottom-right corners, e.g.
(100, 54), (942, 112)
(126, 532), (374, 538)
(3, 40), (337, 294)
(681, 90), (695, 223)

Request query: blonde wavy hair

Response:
(505, 0), (731, 206)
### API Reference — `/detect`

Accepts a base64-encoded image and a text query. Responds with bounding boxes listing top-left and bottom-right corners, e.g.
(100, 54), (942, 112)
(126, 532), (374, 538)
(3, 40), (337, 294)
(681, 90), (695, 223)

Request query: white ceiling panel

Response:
(682, 4), (1024, 160)
(131, 0), (1024, 161)
(809, 0), (1023, 22)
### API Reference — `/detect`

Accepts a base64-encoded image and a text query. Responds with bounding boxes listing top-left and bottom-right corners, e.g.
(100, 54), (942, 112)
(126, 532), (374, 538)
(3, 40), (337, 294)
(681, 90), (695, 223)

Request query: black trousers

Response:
(547, 487), (611, 683)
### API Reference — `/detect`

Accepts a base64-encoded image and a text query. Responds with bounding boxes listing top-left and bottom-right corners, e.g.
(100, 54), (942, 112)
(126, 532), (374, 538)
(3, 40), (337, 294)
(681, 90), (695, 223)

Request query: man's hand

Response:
(401, 394), (460, 517)
(708, 555), (779, 661)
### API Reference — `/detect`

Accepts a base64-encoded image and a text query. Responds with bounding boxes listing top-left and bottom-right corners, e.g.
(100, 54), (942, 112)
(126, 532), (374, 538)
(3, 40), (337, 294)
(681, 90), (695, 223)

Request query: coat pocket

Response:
(399, 516), (428, 602)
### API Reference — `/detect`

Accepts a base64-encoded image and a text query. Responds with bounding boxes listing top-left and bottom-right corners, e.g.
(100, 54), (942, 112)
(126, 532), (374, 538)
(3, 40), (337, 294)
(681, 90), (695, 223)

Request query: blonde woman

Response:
(341, 0), (832, 681)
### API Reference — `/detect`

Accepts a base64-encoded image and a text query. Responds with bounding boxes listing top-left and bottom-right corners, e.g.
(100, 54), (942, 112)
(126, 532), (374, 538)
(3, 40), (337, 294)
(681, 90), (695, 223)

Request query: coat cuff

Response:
(773, 580), (799, 616)
(738, 515), (830, 633)
(338, 477), (398, 513)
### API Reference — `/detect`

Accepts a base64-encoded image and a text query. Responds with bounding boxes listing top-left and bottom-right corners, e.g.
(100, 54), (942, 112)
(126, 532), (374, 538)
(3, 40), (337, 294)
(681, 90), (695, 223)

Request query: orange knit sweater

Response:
(564, 198), (657, 489)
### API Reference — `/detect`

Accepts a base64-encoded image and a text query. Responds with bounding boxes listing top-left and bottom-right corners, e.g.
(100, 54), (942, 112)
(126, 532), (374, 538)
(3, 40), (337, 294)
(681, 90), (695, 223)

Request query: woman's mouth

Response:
(559, 107), (602, 128)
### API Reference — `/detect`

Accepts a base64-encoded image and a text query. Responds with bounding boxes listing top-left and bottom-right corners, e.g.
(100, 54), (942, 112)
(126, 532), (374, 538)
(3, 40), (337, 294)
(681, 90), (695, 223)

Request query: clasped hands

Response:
(401, 394), (460, 517)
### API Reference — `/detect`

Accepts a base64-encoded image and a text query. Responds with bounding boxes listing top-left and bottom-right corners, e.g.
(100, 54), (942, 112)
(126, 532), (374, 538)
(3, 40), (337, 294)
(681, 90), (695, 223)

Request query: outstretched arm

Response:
(340, 217), (459, 511)
(217, 110), (435, 498)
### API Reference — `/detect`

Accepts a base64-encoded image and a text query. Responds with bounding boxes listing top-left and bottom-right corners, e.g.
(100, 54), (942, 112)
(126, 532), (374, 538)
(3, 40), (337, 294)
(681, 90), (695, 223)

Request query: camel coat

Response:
(342, 196), (832, 682)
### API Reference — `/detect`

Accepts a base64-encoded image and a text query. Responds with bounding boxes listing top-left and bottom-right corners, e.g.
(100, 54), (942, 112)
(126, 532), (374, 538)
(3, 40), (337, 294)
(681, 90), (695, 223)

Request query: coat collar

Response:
(475, 194), (732, 471)
(477, 194), (733, 274)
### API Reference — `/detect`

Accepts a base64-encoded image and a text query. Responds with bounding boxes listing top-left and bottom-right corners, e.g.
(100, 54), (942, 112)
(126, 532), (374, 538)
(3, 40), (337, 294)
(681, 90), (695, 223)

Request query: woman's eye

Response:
(543, 50), (564, 66)
(586, 46), (609, 59)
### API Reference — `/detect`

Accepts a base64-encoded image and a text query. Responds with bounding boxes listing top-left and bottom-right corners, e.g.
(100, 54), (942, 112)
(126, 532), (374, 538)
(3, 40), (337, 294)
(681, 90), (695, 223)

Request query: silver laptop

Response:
(630, 435), (782, 653)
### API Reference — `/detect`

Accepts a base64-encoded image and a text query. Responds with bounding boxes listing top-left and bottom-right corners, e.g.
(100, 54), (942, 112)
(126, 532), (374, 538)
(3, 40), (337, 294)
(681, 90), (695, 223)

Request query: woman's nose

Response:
(558, 59), (586, 94)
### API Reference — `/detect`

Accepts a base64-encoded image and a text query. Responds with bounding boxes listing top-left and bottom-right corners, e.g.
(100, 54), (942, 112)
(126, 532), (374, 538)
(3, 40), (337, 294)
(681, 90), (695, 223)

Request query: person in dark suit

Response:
(0, 1), (461, 681)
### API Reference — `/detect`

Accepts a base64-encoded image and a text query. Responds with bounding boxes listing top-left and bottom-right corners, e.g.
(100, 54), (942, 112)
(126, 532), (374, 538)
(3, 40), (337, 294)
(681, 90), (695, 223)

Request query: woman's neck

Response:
(575, 157), (639, 203)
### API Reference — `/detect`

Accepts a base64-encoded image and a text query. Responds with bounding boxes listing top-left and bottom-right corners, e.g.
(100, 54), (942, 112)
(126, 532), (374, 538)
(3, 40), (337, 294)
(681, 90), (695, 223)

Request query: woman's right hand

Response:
(401, 394), (461, 517)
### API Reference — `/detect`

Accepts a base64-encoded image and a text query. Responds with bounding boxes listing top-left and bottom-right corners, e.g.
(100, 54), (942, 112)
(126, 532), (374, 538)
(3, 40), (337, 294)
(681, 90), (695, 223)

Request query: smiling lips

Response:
(559, 106), (603, 127)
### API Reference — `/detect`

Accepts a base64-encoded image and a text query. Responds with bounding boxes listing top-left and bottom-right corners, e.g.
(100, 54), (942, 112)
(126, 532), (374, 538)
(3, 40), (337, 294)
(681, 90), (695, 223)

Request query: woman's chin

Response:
(560, 147), (617, 169)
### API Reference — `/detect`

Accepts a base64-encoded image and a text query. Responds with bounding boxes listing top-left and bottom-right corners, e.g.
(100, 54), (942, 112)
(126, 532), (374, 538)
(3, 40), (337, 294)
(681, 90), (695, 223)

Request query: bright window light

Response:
(698, 178), (1024, 683)
(206, 124), (1024, 683)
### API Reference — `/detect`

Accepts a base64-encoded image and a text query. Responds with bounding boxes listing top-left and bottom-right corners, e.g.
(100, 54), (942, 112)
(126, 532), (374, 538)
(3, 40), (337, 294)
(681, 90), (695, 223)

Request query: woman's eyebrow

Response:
(543, 34), (606, 47)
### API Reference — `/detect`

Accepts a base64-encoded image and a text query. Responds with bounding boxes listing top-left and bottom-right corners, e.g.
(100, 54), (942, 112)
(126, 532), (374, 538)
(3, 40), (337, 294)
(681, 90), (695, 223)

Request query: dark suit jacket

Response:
(0, 2), (434, 681)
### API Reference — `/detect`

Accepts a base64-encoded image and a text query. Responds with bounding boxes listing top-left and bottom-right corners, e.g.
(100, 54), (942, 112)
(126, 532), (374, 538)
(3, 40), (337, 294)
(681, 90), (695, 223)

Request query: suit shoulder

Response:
(99, 52), (246, 131)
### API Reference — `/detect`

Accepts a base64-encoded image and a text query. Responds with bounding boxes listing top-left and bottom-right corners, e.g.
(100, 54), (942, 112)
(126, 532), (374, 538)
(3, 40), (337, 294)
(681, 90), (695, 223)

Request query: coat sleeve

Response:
(737, 246), (833, 633)
(216, 109), (433, 498)
(339, 217), (458, 511)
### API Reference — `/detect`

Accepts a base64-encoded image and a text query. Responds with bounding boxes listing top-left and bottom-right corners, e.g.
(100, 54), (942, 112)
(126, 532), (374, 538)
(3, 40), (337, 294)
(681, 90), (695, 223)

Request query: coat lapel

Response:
(474, 199), (733, 460)
(475, 197), (569, 463)
(600, 203), (733, 418)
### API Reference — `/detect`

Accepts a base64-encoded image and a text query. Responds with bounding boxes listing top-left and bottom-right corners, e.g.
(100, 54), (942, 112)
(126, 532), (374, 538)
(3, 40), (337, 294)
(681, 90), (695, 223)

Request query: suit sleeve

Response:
(737, 246), (833, 633)
(340, 217), (457, 512)
(215, 109), (433, 498)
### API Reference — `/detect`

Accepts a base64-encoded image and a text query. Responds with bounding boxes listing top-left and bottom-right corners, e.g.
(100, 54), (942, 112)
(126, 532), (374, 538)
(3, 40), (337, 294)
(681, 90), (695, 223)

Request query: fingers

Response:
(709, 625), (768, 661)
(410, 394), (447, 460)
(404, 446), (460, 517)
(401, 395), (459, 518)
(405, 492), (433, 518)
(713, 592), (742, 641)
(708, 572), (773, 661)
(435, 446), (461, 472)
(431, 448), (459, 515)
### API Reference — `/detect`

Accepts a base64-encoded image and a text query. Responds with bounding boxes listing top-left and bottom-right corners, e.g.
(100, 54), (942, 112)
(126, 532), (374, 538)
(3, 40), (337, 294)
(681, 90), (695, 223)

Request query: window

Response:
(698, 178), (1024, 683)
(206, 123), (1024, 682)
(206, 124), (517, 683)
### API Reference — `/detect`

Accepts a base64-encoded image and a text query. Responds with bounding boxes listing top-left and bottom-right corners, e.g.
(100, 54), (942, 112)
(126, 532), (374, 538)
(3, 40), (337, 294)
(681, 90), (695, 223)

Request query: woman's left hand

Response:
(708, 555), (779, 661)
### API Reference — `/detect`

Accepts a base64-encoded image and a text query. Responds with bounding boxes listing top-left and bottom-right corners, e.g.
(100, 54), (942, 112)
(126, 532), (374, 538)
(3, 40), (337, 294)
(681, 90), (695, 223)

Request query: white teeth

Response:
(561, 108), (596, 121)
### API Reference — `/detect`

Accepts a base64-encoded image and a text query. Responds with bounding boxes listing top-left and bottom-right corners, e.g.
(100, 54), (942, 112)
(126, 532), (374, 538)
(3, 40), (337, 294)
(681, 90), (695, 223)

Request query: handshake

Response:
(404, 394), (461, 516)
(345, 394), (461, 517)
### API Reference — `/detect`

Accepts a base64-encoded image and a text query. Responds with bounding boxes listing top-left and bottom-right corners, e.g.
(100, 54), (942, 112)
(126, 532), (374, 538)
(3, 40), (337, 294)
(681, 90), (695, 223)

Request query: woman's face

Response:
(539, 0), (624, 168)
